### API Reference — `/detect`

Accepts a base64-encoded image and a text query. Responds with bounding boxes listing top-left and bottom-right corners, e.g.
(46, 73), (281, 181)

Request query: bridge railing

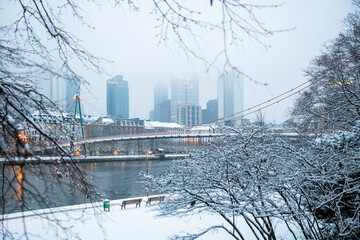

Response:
(66, 128), (330, 147)
(81, 130), (221, 142)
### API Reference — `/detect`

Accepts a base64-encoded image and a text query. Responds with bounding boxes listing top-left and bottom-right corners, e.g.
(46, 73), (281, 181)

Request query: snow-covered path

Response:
(2, 197), (235, 240)
(2, 196), (293, 239)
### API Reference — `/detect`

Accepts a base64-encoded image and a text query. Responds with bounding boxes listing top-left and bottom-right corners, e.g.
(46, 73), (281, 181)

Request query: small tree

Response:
(254, 110), (266, 127)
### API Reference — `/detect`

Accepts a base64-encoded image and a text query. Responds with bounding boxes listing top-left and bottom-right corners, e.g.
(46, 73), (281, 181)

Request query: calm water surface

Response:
(1, 160), (172, 214)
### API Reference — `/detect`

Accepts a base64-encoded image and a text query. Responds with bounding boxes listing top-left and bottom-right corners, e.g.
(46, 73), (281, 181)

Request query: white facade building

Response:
(36, 74), (67, 111)
(176, 104), (202, 127)
(170, 75), (199, 123)
(144, 121), (184, 132)
(217, 71), (244, 120)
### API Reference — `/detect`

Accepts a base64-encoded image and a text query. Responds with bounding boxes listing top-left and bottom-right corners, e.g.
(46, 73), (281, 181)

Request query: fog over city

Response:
(0, 0), (353, 123)
(66, 0), (353, 123)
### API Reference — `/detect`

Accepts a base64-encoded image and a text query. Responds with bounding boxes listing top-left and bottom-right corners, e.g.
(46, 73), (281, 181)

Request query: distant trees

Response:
(254, 110), (266, 127)
(291, 7), (360, 131)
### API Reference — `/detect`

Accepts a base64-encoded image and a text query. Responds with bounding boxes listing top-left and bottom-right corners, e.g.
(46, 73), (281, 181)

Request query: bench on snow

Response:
(121, 198), (142, 209)
(146, 195), (165, 206)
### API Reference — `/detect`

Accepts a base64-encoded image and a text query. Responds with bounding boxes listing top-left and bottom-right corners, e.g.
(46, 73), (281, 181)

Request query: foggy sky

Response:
(1, 0), (355, 123)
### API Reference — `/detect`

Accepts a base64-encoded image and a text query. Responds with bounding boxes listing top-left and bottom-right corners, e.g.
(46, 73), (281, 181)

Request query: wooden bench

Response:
(121, 198), (142, 209)
(146, 195), (165, 206)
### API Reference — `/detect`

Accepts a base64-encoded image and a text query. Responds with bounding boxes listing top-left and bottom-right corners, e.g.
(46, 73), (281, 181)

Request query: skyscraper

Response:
(218, 71), (244, 120)
(159, 99), (171, 122)
(36, 74), (67, 111)
(107, 75), (129, 119)
(154, 82), (169, 121)
(149, 109), (155, 120)
(202, 99), (218, 124)
(170, 75), (199, 123)
(36, 75), (51, 99)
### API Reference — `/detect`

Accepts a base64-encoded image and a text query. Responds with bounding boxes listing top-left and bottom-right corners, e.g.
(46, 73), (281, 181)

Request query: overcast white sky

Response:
(2, 0), (356, 123)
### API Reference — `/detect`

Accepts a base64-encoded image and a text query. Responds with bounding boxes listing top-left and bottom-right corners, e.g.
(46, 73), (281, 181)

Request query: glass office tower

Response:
(107, 75), (129, 119)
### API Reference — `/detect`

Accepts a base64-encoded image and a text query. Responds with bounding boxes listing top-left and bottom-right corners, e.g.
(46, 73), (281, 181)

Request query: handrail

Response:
(68, 131), (221, 145)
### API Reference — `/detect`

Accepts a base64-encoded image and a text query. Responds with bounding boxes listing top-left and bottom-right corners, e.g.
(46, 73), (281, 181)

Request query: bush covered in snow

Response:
(143, 126), (359, 239)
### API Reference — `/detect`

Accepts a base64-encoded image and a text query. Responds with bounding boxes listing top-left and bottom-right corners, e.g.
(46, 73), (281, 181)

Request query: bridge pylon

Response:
(70, 93), (86, 155)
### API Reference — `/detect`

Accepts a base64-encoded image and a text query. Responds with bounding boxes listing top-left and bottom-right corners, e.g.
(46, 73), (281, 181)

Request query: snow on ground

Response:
(2, 197), (294, 240)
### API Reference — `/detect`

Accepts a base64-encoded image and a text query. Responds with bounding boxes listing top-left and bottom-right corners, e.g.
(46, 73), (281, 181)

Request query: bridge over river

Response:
(66, 131), (224, 147)
(66, 129), (307, 147)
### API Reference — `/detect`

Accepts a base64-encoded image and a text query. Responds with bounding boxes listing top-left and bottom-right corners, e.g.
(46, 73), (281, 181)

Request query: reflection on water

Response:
(14, 165), (24, 203)
(86, 160), (169, 201)
(0, 160), (172, 214)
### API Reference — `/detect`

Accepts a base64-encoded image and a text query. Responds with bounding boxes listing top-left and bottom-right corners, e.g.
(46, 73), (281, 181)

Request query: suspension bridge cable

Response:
(222, 83), (313, 122)
(216, 80), (315, 123)
(216, 49), (360, 123)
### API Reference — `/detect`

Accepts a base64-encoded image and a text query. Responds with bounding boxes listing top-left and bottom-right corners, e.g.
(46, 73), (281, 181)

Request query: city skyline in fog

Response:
(79, 0), (353, 124)
(2, 0), (354, 123)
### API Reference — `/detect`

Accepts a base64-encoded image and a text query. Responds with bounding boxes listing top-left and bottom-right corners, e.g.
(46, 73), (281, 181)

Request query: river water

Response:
(1, 160), (172, 214)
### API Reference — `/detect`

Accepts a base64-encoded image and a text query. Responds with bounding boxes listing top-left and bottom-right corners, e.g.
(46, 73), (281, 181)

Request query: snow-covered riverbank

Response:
(2, 196), (294, 240)
(0, 154), (188, 165)
(2, 196), (228, 239)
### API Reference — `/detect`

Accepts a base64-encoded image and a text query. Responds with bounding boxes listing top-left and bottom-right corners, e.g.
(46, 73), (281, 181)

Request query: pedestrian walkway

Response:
(1, 196), (294, 239)
(1, 196), (233, 239)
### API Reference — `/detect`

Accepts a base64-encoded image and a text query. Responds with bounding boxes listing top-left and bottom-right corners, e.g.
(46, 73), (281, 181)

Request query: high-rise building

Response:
(65, 78), (81, 113)
(36, 75), (52, 99)
(149, 109), (155, 121)
(154, 82), (169, 121)
(202, 99), (218, 124)
(107, 75), (129, 119)
(170, 75), (199, 123)
(36, 74), (67, 111)
(218, 71), (244, 120)
(159, 99), (171, 122)
(176, 104), (202, 127)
